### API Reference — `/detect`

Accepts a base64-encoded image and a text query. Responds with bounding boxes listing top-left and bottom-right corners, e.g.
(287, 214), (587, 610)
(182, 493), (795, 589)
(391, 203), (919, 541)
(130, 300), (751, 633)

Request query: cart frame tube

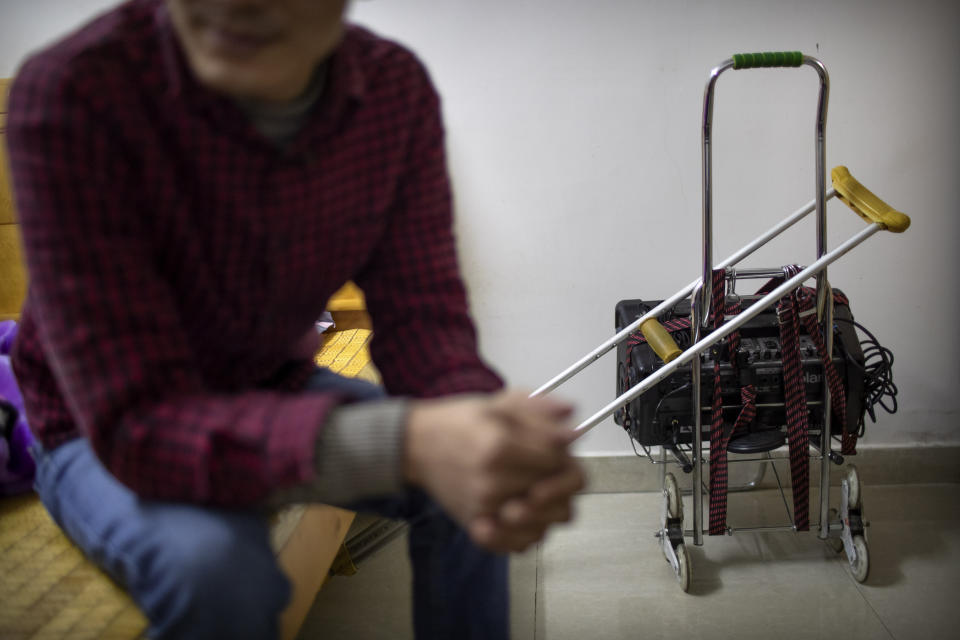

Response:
(699, 56), (829, 544)
(534, 55), (841, 546)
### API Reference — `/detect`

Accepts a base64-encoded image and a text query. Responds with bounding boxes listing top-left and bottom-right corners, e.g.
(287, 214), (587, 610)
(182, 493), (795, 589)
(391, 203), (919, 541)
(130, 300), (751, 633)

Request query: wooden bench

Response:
(0, 78), (368, 640)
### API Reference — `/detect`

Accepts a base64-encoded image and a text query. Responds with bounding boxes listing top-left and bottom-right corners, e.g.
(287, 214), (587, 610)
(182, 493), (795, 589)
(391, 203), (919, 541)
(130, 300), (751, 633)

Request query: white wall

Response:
(2, 0), (958, 453)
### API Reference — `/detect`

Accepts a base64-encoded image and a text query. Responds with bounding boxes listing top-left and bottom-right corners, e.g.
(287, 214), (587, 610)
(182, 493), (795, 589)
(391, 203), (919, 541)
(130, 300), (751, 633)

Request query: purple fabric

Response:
(1, 321), (36, 495)
(0, 320), (17, 353)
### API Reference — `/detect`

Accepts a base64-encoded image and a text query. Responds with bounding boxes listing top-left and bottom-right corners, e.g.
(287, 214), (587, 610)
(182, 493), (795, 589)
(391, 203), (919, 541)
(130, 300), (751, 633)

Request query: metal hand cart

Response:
(532, 52), (909, 591)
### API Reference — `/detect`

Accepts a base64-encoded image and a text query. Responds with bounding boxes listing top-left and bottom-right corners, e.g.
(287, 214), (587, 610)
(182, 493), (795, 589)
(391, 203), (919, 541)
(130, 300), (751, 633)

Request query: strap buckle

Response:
(775, 302), (792, 325)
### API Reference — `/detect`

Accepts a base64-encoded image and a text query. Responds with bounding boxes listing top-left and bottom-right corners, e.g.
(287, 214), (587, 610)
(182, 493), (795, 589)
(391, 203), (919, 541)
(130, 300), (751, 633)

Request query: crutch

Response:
(532, 53), (909, 545)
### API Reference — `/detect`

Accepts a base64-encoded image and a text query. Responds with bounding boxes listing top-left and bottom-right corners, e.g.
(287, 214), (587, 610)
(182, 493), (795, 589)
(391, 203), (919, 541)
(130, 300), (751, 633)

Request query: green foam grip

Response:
(732, 52), (804, 69)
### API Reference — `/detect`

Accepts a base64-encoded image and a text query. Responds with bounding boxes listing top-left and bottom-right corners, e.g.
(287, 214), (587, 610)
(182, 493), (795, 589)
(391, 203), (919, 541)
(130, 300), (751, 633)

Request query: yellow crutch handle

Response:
(831, 166), (910, 233)
(640, 318), (682, 364)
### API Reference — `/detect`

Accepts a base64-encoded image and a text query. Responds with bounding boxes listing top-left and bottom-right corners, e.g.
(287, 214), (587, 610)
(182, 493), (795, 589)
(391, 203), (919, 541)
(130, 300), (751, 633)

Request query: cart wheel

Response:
(675, 543), (691, 592)
(826, 537), (845, 554)
(845, 465), (862, 510)
(664, 472), (682, 520)
(850, 535), (869, 583)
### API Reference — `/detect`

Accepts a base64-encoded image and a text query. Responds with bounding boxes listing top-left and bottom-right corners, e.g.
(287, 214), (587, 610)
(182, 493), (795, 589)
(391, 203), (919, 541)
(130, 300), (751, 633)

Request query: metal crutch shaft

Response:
(569, 223), (881, 438)
(530, 191), (835, 399)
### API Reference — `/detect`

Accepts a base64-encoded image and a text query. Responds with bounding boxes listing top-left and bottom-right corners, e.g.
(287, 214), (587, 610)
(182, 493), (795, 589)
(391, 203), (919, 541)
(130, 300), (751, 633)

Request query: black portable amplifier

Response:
(613, 293), (865, 449)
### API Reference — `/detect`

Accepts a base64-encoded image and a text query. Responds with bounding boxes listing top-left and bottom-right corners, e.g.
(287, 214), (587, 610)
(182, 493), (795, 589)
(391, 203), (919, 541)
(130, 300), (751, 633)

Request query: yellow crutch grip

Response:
(831, 166), (910, 233)
(639, 318), (682, 364)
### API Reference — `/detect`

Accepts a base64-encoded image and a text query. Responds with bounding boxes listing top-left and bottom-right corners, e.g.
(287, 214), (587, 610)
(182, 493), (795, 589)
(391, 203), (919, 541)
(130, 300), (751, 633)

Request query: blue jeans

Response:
(32, 369), (509, 639)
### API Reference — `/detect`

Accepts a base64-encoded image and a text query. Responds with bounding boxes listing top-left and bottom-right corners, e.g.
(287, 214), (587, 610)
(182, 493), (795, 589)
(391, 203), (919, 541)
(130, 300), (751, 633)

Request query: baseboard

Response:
(578, 444), (960, 493)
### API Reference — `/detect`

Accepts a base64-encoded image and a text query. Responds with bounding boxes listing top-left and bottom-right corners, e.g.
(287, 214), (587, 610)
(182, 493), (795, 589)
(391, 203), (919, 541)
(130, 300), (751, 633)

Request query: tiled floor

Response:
(297, 482), (960, 639)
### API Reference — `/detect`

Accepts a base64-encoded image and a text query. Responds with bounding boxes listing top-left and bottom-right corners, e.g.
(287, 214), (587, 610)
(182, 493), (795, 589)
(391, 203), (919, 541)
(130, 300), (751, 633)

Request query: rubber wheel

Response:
(676, 543), (691, 592)
(851, 535), (869, 583)
(664, 472), (682, 520)
(846, 465), (861, 510)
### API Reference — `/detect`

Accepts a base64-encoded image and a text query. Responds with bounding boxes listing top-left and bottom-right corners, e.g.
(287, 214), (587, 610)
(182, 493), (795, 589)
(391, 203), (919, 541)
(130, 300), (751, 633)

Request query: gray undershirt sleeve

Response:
(268, 398), (410, 508)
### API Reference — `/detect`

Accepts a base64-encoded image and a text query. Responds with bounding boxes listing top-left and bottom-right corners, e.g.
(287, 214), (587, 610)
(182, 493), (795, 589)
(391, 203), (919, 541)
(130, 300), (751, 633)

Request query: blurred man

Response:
(6, 0), (584, 638)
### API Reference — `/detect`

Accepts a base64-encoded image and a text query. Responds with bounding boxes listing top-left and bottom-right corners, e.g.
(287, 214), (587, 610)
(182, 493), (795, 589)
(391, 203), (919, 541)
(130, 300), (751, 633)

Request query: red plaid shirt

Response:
(7, 0), (501, 507)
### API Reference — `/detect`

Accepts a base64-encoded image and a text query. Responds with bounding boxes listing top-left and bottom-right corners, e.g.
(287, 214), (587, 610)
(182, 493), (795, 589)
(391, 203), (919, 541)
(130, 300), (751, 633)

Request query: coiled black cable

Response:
(835, 318), (898, 436)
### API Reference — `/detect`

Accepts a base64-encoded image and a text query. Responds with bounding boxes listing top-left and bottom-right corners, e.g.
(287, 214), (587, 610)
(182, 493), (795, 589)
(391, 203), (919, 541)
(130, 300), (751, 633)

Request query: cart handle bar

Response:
(571, 223), (886, 437)
(732, 52), (804, 70)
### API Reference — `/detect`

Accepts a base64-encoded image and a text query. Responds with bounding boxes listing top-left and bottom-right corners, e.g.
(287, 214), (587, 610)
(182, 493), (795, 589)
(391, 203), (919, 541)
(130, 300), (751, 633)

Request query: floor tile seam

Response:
(577, 489), (662, 497)
(579, 484), (960, 502)
(534, 541), (543, 640)
(848, 577), (898, 640)
(591, 480), (960, 489)
(866, 481), (960, 489)
(820, 542), (898, 640)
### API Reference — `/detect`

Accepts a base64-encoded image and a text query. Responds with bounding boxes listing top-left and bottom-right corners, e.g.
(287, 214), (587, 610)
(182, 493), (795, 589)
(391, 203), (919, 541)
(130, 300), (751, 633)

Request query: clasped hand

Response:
(404, 390), (585, 553)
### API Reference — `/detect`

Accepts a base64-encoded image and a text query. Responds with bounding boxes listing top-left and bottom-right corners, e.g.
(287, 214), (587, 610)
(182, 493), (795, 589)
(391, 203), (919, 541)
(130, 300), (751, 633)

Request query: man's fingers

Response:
(492, 389), (573, 417)
(528, 461), (587, 506)
(468, 516), (499, 548)
(406, 388), (583, 550)
(470, 447), (583, 522)
(499, 496), (573, 528)
(491, 461), (586, 526)
(475, 433), (585, 520)
(499, 497), (533, 525)
(490, 391), (575, 438)
(486, 429), (569, 476)
(468, 515), (546, 554)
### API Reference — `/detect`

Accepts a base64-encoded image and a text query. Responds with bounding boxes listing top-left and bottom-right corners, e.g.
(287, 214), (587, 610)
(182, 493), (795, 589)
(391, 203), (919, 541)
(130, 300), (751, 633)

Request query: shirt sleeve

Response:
(6, 61), (331, 507)
(355, 62), (504, 398)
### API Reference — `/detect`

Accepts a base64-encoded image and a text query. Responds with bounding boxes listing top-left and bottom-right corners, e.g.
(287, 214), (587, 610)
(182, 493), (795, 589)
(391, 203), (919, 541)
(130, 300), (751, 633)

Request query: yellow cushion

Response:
(0, 225), (26, 323)
(327, 280), (366, 312)
(0, 79), (13, 225)
(1, 78), (27, 321)
(0, 495), (149, 639)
